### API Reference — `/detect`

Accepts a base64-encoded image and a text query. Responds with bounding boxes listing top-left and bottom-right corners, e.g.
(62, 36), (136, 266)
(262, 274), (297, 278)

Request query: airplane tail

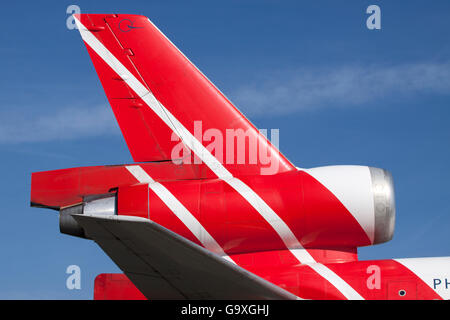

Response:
(74, 14), (294, 176)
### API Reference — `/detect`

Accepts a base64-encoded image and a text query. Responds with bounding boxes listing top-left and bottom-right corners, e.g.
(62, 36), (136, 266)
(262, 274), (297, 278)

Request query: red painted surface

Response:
(94, 274), (146, 300)
(93, 258), (443, 300)
(76, 14), (293, 177)
(117, 184), (149, 219)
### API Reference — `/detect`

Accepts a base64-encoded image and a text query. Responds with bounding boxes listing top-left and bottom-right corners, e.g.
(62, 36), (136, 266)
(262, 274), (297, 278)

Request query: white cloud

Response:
(1, 61), (449, 144)
(0, 105), (118, 143)
(231, 62), (450, 116)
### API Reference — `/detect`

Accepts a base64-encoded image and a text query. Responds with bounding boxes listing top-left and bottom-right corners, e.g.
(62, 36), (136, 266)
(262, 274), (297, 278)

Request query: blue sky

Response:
(0, 1), (449, 299)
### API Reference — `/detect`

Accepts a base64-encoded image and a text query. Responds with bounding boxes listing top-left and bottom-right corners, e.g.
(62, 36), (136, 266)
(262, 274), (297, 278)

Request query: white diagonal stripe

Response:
(125, 165), (231, 260)
(299, 166), (375, 244)
(76, 16), (363, 299)
(395, 257), (450, 300)
(307, 261), (363, 300)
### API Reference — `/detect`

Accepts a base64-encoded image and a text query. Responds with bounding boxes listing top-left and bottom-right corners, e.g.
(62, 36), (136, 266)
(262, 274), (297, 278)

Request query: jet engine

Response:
(300, 165), (396, 246)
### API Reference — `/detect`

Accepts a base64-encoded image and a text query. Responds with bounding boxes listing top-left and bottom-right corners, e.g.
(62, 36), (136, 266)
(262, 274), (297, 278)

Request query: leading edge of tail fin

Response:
(74, 14), (294, 176)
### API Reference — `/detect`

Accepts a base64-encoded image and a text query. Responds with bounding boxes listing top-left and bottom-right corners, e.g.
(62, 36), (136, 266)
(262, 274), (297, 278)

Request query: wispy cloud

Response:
(231, 61), (450, 116)
(0, 105), (118, 144)
(1, 61), (449, 144)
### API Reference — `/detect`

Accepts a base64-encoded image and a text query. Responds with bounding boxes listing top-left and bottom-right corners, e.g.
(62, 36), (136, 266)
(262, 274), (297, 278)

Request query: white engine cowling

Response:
(303, 165), (396, 245)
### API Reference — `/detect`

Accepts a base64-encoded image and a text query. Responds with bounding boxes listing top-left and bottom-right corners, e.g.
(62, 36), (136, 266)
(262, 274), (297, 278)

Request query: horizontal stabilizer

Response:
(74, 214), (298, 300)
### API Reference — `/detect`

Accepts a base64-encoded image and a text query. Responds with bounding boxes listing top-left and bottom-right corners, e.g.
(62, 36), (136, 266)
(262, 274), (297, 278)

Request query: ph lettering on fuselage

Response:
(433, 278), (450, 290)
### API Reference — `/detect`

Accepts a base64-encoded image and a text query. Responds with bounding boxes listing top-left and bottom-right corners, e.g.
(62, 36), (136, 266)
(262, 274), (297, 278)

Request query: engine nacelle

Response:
(301, 165), (395, 245)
